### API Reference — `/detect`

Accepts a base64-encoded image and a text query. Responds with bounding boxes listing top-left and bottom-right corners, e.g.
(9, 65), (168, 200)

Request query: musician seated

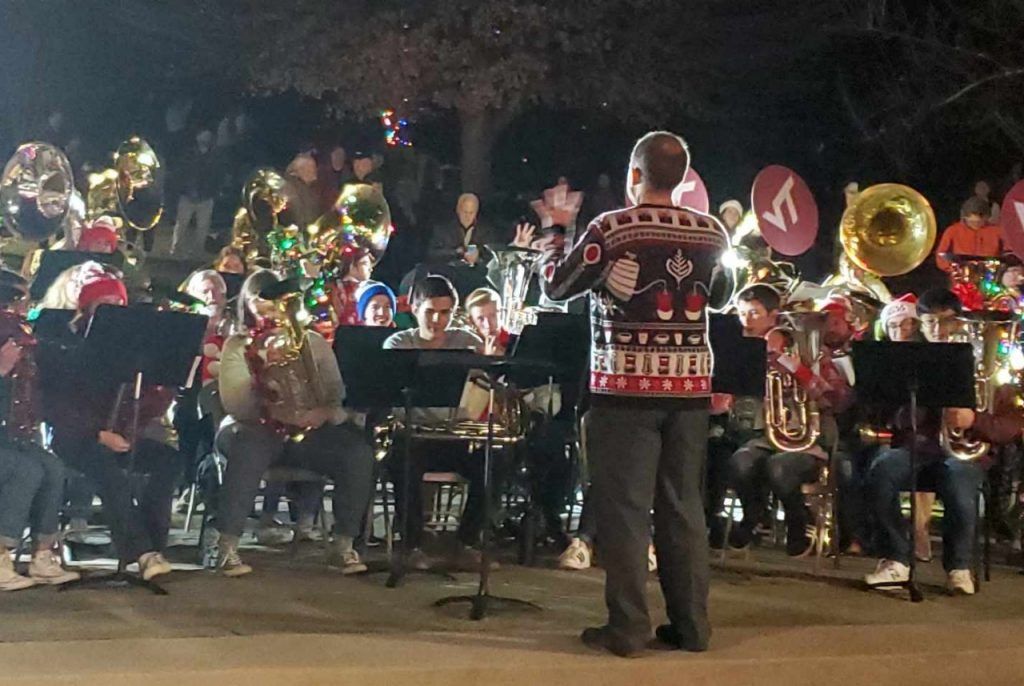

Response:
(465, 287), (507, 356)
(881, 294), (921, 342)
(708, 285), (779, 548)
(935, 197), (1004, 273)
(465, 287), (573, 548)
(213, 270), (375, 576)
(0, 281), (79, 591)
(382, 275), (505, 571)
(728, 314), (853, 557)
(45, 273), (183, 582)
(864, 288), (1023, 595)
(355, 280), (397, 328)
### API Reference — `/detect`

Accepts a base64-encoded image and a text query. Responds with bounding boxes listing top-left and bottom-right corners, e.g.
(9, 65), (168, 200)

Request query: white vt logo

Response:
(678, 177), (696, 194)
(1014, 200), (1024, 230)
(761, 175), (798, 232)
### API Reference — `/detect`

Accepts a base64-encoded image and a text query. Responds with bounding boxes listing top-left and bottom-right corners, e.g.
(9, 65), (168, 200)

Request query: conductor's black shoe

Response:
(580, 626), (645, 658)
(654, 624), (709, 652)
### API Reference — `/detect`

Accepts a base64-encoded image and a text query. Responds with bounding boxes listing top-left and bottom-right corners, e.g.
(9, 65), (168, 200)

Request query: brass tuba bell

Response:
(839, 183), (936, 277)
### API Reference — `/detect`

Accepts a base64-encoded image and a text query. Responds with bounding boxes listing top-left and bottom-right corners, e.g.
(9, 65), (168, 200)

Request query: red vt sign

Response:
(1000, 180), (1024, 260)
(672, 167), (709, 214)
(751, 165), (818, 256)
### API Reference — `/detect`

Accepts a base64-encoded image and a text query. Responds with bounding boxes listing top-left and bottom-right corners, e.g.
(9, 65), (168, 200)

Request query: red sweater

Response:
(935, 222), (1003, 272)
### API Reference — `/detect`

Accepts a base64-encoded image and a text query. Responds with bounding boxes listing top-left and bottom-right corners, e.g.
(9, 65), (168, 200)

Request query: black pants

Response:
(523, 416), (574, 538)
(588, 404), (711, 650)
(387, 435), (509, 550)
(729, 445), (820, 535)
(54, 436), (184, 562)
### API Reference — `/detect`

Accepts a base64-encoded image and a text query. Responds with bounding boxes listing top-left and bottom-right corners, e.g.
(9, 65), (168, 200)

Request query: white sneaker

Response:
(864, 559), (910, 589)
(0, 549), (36, 592)
(947, 569), (975, 596)
(28, 550), (79, 585)
(648, 543), (658, 573)
(137, 552), (173, 581)
(558, 538), (592, 571)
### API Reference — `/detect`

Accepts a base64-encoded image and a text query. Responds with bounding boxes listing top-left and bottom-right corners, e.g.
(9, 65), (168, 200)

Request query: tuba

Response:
(489, 245), (541, 335)
(765, 311), (826, 453)
(940, 312), (1019, 462)
(255, 279), (333, 440)
(839, 183), (936, 278)
(0, 142), (74, 243)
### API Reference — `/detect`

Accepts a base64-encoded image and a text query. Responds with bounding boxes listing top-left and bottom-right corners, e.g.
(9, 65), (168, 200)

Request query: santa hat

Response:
(820, 294), (852, 319)
(78, 218), (119, 253)
(880, 293), (918, 329)
(77, 274), (127, 311)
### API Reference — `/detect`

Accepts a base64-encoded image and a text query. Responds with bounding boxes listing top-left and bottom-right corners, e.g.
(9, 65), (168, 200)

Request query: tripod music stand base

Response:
(59, 571), (168, 596)
(434, 593), (542, 621)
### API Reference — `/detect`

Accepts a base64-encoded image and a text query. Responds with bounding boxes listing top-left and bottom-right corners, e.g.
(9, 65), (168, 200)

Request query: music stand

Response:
(429, 353), (552, 620)
(852, 341), (975, 602)
(60, 305), (207, 595)
(508, 314), (588, 565)
(708, 313), (767, 396)
(29, 250), (124, 301)
(31, 309), (76, 344)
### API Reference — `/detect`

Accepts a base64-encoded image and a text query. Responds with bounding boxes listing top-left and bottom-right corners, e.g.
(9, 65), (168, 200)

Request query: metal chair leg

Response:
(183, 482), (199, 532)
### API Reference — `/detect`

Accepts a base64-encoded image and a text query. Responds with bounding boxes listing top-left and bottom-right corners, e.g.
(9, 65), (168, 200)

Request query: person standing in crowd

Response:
(935, 197), (1004, 273)
(283, 152), (321, 230)
(717, 199), (744, 236)
(317, 145), (354, 213)
(540, 131), (728, 657)
(171, 129), (221, 257)
(971, 179), (1000, 223)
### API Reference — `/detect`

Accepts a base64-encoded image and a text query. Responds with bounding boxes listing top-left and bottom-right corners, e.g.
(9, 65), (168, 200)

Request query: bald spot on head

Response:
(630, 131), (689, 192)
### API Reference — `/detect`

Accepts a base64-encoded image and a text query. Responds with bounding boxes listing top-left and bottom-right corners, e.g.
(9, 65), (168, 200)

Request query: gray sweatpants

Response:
(588, 404), (711, 650)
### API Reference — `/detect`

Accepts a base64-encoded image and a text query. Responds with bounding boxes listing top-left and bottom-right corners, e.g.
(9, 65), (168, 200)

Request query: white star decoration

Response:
(615, 377), (628, 389)
(598, 375), (609, 388)
(639, 378), (651, 390)
(661, 379), (674, 391)
(683, 379), (694, 391)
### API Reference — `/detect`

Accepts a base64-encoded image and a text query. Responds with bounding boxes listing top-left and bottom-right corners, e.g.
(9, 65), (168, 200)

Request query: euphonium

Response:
(940, 313), (1019, 462)
(765, 311), (826, 453)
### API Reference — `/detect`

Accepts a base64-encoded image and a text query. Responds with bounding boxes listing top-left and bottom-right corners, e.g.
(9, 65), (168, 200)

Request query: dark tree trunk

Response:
(458, 108), (494, 195)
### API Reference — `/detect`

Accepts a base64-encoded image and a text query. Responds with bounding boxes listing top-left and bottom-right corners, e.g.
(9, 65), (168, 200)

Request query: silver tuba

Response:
(765, 311), (826, 453)
(0, 142), (74, 243)
(940, 312), (1019, 462)
(489, 245), (541, 335)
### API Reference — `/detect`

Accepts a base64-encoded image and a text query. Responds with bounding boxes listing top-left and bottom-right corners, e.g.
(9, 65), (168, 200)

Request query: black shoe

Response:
(580, 626), (646, 658)
(728, 522), (754, 550)
(708, 516), (728, 550)
(786, 523), (815, 558)
(654, 624), (709, 652)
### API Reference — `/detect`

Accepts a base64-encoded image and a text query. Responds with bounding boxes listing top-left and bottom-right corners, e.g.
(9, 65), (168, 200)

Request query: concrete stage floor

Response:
(3, 538), (1024, 685)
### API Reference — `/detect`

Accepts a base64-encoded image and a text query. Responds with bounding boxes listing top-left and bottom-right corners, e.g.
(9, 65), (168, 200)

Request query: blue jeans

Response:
(867, 448), (983, 571)
(0, 444), (65, 549)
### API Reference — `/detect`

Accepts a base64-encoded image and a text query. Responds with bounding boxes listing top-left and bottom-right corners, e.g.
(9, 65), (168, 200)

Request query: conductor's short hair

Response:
(630, 131), (690, 192)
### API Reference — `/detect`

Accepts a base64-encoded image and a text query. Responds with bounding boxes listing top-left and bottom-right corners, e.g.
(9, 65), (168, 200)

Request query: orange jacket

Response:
(935, 221), (1003, 272)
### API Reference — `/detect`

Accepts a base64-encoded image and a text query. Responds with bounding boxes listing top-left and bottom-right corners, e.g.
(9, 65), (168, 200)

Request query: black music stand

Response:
(852, 341), (975, 602)
(430, 353), (551, 620)
(708, 313), (767, 396)
(60, 305), (207, 595)
(508, 314), (589, 565)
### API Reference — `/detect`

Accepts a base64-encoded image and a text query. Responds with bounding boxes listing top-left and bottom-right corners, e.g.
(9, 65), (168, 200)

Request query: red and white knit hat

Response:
(880, 293), (918, 328)
(77, 273), (127, 311)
